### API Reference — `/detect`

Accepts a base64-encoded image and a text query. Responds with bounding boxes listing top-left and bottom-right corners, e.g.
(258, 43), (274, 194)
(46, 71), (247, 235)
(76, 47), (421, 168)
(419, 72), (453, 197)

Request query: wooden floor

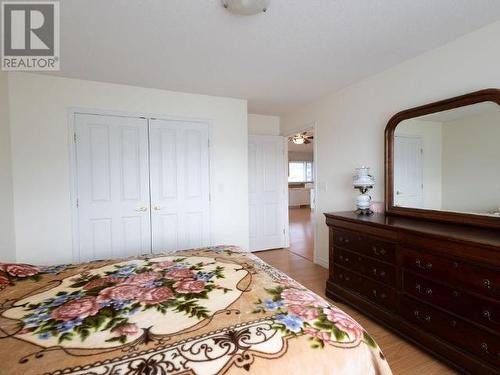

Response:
(288, 207), (314, 261)
(255, 249), (456, 375)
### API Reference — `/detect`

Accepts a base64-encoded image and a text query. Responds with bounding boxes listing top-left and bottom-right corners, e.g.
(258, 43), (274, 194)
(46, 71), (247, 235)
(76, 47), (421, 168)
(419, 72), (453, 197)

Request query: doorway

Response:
(286, 127), (315, 261)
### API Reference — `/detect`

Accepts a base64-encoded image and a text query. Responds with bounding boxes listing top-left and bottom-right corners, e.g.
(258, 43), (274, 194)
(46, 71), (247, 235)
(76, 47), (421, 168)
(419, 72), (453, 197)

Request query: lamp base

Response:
(355, 208), (374, 215)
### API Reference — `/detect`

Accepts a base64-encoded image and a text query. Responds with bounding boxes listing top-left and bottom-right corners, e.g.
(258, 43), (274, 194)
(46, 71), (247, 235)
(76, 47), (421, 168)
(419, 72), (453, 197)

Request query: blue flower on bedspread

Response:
(253, 280), (378, 350)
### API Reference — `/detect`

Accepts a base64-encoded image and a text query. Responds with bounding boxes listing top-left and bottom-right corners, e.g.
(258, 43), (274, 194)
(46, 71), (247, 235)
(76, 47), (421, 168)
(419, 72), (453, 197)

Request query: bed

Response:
(0, 246), (392, 375)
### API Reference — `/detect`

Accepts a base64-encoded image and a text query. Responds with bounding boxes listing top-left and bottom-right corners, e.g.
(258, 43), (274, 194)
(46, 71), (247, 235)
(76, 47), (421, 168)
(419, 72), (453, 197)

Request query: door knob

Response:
(135, 207), (148, 212)
(153, 205), (161, 211)
(396, 191), (402, 195)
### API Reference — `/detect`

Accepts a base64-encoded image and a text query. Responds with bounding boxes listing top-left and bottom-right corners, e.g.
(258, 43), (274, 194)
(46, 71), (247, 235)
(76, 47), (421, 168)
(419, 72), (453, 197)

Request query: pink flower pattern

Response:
(125, 271), (162, 286)
(174, 280), (206, 294)
(112, 323), (139, 337)
(11, 256), (228, 344)
(138, 287), (175, 305)
(51, 297), (100, 322)
(165, 268), (194, 280)
(0, 263), (40, 278)
(288, 305), (319, 320)
(281, 289), (329, 308)
(324, 308), (363, 341)
(97, 284), (147, 303)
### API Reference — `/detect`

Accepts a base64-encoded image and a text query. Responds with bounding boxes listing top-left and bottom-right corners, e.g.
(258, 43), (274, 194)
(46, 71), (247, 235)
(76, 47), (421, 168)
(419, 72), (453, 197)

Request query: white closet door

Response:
(75, 114), (151, 262)
(249, 135), (286, 251)
(394, 135), (424, 208)
(149, 119), (210, 252)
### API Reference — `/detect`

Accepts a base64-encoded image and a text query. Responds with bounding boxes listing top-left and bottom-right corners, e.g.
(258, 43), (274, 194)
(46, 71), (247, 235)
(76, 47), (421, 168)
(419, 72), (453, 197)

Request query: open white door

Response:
(75, 114), (151, 261)
(149, 119), (210, 252)
(394, 135), (424, 207)
(248, 135), (286, 251)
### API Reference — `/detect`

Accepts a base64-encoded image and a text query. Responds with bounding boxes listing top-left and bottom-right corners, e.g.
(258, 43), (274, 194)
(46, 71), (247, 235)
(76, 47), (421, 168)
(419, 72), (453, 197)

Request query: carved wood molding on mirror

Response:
(385, 88), (500, 229)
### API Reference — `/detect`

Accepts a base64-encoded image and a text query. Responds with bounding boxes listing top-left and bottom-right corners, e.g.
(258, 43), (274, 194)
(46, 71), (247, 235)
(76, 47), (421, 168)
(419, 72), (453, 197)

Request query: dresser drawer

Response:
(334, 248), (396, 286)
(401, 296), (500, 367)
(403, 271), (500, 334)
(402, 248), (500, 300)
(333, 228), (396, 263)
(334, 266), (397, 311)
(333, 228), (365, 252)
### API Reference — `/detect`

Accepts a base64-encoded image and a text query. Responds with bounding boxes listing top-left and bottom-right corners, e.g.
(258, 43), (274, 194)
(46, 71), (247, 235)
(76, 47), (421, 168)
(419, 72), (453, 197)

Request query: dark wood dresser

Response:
(325, 212), (500, 374)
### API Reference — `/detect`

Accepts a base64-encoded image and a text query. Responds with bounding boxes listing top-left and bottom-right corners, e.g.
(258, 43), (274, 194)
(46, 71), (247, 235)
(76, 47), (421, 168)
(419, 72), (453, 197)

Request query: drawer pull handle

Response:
(415, 284), (433, 295)
(483, 279), (491, 289)
(452, 290), (460, 298)
(480, 343), (500, 358)
(415, 259), (432, 270)
(372, 290), (386, 299)
(482, 309), (499, 325)
(414, 310), (431, 322)
(372, 247), (386, 256)
(481, 342), (489, 353)
(372, 269), (386, 277)
(450, 320), (457, 327)
(339, 236), (350, 244)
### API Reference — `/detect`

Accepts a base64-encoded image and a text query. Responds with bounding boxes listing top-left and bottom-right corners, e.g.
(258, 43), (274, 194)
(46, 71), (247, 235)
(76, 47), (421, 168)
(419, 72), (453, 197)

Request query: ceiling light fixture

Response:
(292, 136), (305, 145)
(289, 132), (314, 145)
(221, 0), (270, 15)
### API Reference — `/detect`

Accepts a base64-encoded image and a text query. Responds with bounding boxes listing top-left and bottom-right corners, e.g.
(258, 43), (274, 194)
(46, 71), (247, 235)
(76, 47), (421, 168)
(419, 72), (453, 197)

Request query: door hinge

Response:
(73, 133), (77, 143)
(76, 198), (79, 208)
(283, 228), (286, 234)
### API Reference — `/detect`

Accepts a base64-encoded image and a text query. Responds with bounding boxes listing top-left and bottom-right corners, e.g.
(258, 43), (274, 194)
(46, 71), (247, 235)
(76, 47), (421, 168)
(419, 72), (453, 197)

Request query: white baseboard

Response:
(315, 256), (328, 269)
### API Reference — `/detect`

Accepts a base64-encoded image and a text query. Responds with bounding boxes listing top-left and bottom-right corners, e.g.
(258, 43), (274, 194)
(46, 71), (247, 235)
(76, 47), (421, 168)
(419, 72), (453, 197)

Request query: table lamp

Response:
(353, 166), (375, 215)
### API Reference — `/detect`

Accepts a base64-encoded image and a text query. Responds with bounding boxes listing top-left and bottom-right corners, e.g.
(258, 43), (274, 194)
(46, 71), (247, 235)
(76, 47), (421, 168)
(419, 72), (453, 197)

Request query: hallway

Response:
(287, 207), (314, 260)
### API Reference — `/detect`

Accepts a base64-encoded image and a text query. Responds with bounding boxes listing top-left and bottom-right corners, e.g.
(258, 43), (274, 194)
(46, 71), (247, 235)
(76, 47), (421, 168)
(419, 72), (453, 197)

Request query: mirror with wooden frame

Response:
(385, 89), (500, 229)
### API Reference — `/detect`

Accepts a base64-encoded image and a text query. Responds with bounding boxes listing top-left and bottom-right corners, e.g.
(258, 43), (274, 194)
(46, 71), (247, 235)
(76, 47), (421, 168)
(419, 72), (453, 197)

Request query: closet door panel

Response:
(150, 120), (210, 252)
(75, 114), (150, 262)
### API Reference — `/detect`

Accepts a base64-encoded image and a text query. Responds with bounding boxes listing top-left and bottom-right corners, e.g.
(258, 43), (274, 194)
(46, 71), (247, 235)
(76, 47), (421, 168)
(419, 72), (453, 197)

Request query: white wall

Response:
(281, 21), (500, 268)
(395, 119), (443, 209)
(442, 110), (500, 213)
(7, 73), (249, 264)
(288, 151), (314, 162)
(0, 72), (16, 262)
(248, 113), (280, 135)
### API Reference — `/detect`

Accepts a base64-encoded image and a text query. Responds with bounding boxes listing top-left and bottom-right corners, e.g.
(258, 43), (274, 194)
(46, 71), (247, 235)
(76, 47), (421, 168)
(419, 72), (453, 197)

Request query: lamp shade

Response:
(353, 166), (375, 188)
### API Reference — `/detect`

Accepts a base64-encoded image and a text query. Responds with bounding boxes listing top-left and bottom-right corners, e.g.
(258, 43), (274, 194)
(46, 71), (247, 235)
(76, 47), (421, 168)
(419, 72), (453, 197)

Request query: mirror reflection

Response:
(393, 101), (500, 217)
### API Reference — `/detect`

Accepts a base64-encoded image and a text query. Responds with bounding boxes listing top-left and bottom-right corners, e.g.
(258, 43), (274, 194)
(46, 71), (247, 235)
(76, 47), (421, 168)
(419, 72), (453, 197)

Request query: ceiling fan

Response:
(289, 132), (314, 145)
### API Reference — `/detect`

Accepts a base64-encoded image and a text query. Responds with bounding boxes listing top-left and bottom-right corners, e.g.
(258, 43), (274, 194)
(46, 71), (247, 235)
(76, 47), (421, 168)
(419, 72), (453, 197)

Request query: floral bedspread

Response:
(0, 246), (392, 375)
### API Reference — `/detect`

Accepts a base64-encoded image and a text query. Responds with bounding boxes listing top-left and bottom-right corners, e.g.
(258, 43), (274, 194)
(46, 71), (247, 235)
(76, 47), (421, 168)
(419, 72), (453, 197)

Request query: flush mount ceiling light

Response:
(222, 0), (270, 15)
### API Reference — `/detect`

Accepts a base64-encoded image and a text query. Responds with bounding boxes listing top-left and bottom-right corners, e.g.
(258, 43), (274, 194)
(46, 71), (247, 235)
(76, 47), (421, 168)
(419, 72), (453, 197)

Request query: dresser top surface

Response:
(324, 211), (500, 249)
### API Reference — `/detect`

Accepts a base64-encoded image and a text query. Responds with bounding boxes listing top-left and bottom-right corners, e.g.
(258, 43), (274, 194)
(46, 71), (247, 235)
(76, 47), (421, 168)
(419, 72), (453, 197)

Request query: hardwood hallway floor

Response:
(287, 207), (314, 261)
(255, 249), (456, 375)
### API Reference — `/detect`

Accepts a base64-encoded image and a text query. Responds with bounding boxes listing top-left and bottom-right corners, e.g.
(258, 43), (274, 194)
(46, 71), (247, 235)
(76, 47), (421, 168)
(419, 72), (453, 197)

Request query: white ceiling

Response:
(50, 0), (500, 115)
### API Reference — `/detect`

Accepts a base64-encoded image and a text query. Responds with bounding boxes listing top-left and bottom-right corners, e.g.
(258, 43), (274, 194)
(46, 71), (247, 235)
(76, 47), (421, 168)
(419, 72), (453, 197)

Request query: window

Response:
(288, 161), (313, 183)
